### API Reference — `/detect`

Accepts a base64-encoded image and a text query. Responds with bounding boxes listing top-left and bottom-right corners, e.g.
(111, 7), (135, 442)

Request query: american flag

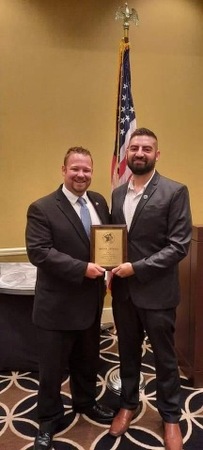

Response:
(111, 40), (137, 189)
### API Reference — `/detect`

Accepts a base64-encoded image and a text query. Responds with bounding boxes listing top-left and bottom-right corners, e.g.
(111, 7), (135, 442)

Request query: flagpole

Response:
(111, 2), (139, 189)
(108, 2), (146, 395)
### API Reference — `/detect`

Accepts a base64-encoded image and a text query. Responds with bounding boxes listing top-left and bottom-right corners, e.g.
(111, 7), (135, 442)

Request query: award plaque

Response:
(90, 225), (127, 270)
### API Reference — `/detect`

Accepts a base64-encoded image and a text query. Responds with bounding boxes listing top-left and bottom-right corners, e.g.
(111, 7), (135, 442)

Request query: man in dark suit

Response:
(26, 146), (115, 450)
(109, 128), (192, 450)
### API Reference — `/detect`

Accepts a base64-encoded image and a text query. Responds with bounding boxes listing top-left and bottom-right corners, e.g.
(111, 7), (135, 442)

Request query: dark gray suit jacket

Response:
(111, 171), (192, 309)
(25, 185), (110, 330)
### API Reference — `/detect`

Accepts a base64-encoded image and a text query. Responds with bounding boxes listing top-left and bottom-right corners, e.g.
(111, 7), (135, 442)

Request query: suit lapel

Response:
(87, 192), (108, 224)
(129, 171), (160, 232)
(55, 187), (89, 243)
(114, 184), (128, 223)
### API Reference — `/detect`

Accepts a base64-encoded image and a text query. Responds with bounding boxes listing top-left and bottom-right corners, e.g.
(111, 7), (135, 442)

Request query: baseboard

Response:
(0, 247), (27, 256)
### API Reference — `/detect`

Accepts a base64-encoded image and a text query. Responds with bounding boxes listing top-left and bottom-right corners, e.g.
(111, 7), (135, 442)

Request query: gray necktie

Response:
(77, 197), (92, 238)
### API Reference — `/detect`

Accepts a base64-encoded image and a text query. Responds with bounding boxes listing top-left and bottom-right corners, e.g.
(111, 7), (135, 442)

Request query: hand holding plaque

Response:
(90, 225), (127, 270)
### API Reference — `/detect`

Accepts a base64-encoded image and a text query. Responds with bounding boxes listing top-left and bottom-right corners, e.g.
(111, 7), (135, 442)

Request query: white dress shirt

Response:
(62, 184), (101, 225)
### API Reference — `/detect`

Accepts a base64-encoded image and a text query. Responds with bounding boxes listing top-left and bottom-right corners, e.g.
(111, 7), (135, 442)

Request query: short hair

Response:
(130, 127), (158, 143)
(63, 146), (93, 166)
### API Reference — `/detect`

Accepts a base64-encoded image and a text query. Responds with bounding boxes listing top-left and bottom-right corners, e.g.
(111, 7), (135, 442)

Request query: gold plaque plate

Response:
(90, 225), (127, 270)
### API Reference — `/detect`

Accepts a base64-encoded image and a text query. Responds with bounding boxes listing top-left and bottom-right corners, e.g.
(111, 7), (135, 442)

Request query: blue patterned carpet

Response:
(0, 330), (203, 450)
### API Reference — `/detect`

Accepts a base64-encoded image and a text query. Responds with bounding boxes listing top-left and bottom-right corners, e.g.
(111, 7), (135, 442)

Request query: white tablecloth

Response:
(0, 262), (36, 295)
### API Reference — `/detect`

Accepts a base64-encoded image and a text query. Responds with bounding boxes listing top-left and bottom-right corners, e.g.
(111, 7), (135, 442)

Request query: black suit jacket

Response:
(111, 171), (192, 309)
(25, 186), (110, 330)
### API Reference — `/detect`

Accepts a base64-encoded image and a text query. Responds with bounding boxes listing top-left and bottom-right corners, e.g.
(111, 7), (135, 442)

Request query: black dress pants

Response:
(112, 297), (181, 423)
(36, 314), (101, 432)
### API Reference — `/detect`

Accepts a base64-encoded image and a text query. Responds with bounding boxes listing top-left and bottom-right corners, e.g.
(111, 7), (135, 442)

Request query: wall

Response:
(1, 0), (203, 247)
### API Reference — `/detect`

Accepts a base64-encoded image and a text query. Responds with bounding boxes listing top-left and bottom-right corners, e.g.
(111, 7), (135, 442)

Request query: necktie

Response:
(77, 197), (92, 238)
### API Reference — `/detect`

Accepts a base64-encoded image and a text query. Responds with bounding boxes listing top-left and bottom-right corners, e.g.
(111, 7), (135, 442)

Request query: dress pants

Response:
(112, 297), (181, 423)
(36, 314), (101, 432)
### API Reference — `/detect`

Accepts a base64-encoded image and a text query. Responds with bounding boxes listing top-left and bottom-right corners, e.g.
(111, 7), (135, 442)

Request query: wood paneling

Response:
(176, 225), (203, 387)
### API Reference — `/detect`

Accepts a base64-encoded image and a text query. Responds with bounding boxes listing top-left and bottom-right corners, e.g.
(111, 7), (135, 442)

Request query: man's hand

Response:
(112, 262), (134, 278)
(85, 263), (105, 279)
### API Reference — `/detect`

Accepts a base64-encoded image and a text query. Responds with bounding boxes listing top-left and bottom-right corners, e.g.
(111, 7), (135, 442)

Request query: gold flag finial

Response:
(115, 2), (139, 41)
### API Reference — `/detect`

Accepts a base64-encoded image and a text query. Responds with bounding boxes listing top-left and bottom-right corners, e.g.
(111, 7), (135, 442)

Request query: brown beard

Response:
(127, 158), (156, 175)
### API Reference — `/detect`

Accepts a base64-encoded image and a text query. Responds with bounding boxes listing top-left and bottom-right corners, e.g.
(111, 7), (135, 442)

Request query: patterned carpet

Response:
(0, 328), (203, 450)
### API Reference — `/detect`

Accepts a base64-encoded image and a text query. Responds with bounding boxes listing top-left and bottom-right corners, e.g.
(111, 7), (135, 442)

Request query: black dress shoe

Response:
(75, 402), (115, 423)
(34, 430), (53, 450)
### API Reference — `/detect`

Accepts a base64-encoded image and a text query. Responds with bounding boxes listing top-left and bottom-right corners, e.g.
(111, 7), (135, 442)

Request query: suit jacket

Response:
(111, 171), (192, 309)
(25, 185), (110, 330)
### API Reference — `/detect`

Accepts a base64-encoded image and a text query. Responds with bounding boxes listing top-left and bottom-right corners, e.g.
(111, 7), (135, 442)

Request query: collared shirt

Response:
(123, 170), (155, 230)
(62, 184), (101, 225)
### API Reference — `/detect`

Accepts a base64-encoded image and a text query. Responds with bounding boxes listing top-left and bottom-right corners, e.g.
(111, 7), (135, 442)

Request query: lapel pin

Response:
(96, 202), (99, 205)
(143, 195), (148, 200)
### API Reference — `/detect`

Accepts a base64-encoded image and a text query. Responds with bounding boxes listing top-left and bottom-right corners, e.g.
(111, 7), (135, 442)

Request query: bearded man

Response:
(109, 128), (192, 450)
